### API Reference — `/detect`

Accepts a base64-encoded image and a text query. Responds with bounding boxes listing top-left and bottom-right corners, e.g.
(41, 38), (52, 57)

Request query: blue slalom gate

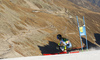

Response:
(76, 16), (88, 51)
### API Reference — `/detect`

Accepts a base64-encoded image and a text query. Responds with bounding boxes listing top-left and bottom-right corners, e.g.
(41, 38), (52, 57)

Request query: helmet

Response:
(57, 34), (62, 40)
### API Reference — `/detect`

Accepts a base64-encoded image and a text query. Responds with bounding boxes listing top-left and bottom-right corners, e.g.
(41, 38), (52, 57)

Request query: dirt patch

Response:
(24, 0), (40, 10)
(0, 5), (4, 9)
(0, 34), (4, 38)
(14, 24), (27, 30)
(15, 47), (25, 56)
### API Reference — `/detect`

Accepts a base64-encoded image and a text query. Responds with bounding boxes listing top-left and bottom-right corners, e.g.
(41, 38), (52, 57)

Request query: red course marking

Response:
(43, 46), (84, 56)
(69, 51), (79, 54)
(59, 52), (67, 54)
(43, 52), (67, 56)
(43, 54), (52, 56)
(43, 51), (79, 56)
(43, 53), (58, 56)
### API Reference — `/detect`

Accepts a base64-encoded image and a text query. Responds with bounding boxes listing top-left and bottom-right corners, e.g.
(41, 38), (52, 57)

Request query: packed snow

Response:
(1, 50), (100, 60)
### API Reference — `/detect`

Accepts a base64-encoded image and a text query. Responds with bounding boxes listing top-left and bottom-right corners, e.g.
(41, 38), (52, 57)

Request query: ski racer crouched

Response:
(57, 34), (72, 53)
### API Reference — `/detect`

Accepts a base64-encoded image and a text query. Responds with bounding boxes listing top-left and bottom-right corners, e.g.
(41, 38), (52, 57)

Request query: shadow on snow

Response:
(38, 41), (62, 54)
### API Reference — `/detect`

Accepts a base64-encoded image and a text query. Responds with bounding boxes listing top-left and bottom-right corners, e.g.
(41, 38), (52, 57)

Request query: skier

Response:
(57, 34), (72, 52)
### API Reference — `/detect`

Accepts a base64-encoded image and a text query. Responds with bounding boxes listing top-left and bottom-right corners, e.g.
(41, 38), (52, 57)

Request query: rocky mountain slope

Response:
(0, 0), (100, 58)
(69, 0), (100, 12)
(87, 0), (100, 7)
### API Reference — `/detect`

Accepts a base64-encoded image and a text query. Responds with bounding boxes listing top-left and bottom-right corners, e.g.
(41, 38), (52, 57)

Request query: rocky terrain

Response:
(87, 0), (100, 7)
(0, 0), (100, 59)
(69, 0), (100, 12)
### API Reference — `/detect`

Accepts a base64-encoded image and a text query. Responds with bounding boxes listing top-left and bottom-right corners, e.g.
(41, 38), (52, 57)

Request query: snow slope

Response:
(1, 50), (100, 60)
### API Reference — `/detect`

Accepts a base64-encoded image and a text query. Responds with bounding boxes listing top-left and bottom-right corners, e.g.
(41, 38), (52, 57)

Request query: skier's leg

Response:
(64, 46), (67, 52)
